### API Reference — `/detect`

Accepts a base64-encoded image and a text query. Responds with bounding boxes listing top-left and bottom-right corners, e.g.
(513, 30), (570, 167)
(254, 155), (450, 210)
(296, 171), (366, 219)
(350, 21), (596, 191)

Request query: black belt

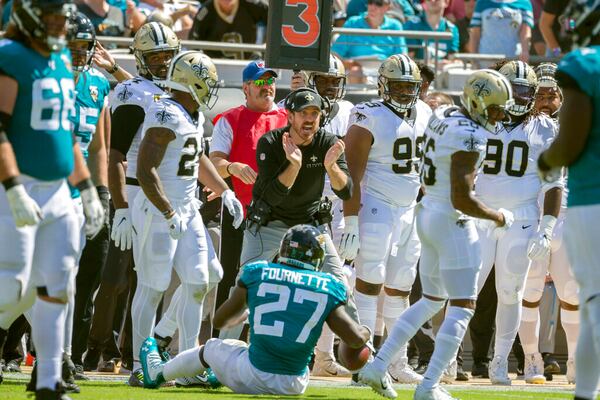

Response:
(126, 177), (139, 186)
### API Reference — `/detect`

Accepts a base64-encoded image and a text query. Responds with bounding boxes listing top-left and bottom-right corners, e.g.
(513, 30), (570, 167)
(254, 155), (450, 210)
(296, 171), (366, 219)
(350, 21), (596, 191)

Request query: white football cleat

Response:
(359, 362), (398, 399)
(440, 359), (457, 384)
(524, 353), (546, 384)
(388, 358), (423, 384)
(489, 355), (511, 385)
(312, 350), (351, 377)
(414, 384), (458, 400)
(566, 358), (576, 384)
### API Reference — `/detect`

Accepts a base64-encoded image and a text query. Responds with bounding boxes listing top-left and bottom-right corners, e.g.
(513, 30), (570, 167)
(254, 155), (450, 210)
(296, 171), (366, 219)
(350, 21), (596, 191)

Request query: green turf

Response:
(0, 379), (581, 400)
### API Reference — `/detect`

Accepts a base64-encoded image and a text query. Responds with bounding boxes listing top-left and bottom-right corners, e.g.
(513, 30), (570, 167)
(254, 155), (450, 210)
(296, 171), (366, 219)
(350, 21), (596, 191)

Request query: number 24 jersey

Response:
(142, 98), (205, 203)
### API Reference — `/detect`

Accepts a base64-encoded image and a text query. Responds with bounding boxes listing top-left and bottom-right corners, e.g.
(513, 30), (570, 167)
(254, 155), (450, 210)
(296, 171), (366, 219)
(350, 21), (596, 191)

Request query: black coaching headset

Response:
(283, 87), (332, 128)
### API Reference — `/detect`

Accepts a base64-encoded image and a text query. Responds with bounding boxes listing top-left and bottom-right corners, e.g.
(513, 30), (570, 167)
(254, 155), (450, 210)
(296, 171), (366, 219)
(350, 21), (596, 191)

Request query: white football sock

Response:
(383, 293), (410, 362)
(131, 283), (162, 370)
(63, 289), (75, 355)
(372, 297), (445, 373)
(32, 299), (66, 390)
(316, 324), (335, 354)
(375, 291), (385, 337)
(354, 290), (378, 336)
(177, 283), (208, 353)
(163, 347), (205, 381)
(494, 302), (520, 359)
(154, 286), (181, 340)
(561, 308), (580, 359)
(518, 305), (540, 355)
(422, 306), (474, 390)
(574, 299), (600, 400)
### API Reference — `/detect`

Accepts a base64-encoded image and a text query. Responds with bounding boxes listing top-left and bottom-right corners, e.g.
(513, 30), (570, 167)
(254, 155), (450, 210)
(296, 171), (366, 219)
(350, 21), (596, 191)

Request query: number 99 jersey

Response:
(0, 39), (75, 181)
(142, 98), (205, 203)
(348, 99), (431, 207)
(475, 114), (558, 219)
(420, 106), (488, 217)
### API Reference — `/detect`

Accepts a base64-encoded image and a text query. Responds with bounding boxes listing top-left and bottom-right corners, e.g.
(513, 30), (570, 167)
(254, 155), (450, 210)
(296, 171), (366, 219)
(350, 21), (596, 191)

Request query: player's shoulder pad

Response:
(111, 77), (163, 109)
(0, 39), (26, 73)
(415, 99), (433, 118)
(349, 100), (383, 127)
(559, 47), (600, 88)
(321, 272), (348, 304)
(239, 260), (270, 286)
(145, 98), (183, 129)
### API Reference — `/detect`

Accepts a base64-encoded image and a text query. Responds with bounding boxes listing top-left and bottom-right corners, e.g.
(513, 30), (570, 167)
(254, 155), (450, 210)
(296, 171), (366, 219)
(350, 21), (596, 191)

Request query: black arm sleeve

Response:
(253, 136), (291, 206)
(110, 104), (145, 155)
(331, 147), (353, 200)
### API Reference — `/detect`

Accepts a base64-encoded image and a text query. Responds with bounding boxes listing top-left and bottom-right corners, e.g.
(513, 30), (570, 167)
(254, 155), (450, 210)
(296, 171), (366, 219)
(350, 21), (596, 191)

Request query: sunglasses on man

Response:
(252, 77), (276, 86)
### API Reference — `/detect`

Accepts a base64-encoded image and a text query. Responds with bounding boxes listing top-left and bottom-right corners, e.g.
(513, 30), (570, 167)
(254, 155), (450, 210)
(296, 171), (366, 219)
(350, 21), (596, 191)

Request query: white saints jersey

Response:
(323, 99), (354, 199)
(420, 106), (488, 217)
(142, 98), (205, 203)
(476, 114), (558, 212)
(110, 76), (165, 180)
(348, 99), (432, 207)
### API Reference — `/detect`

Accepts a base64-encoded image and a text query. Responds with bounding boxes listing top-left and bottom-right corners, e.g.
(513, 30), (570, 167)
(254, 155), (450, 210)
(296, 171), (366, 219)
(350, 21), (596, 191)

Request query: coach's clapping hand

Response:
(324, 139), (345, 170)
(283, 132), (302, 167)
(221, 189), (244, 229)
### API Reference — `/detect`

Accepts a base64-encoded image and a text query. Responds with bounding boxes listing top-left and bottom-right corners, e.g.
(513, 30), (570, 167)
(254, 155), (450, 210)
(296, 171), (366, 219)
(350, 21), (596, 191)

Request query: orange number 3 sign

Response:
(282, 0), (321, 48)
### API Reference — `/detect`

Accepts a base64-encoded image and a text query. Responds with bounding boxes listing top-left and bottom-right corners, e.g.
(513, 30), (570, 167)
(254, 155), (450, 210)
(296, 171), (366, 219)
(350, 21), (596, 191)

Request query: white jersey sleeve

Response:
(350, 99), (432, 207)
(421, 106), (487, 217)
(109, 77), (165, 180)
(142, 99), (204, 203)
(210, 116), (234, 155)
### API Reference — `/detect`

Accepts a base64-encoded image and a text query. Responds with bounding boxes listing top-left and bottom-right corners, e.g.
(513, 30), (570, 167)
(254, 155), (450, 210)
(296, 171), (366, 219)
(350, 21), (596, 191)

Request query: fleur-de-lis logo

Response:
(472, 80), (491, 97)
(305, 93), (315, 101)
(156, 109), (172, 124)
(191, 63), (208, 79)
(463, 134), (480, 151)
(310, 155), (318, 163)
(354, 112), (367, 122)
(117, 85), (133, 102)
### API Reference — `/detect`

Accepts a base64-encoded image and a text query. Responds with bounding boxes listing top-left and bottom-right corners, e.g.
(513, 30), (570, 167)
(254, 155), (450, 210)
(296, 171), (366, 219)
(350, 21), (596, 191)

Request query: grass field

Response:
(0, 376), (584, 400)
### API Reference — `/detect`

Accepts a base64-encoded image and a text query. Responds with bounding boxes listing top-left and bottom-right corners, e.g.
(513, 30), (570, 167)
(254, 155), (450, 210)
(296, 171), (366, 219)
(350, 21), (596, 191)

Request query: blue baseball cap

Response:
(242, 60), (278, 82)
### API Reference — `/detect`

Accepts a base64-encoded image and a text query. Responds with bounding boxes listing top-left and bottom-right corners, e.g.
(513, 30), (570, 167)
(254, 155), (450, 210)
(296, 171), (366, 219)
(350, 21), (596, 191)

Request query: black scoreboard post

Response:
(265, 0), (332, 72)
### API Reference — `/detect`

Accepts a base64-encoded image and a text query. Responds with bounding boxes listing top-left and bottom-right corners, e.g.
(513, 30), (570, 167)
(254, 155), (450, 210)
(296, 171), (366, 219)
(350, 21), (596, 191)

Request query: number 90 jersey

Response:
(420, 106), (488, 217)
(240, 261), (347, 376)
(142, 98), (205, 203)
(475, 115), (558, 217)
(348, 99), (432, 207)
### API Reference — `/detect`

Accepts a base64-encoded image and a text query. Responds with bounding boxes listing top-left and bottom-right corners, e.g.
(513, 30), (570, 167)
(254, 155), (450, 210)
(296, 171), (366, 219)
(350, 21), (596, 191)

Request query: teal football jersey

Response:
(71, 68), (110, 160)
(0, 39), (75, 181)
(240, 261), (347, 376)
(558, 46), (600, 206)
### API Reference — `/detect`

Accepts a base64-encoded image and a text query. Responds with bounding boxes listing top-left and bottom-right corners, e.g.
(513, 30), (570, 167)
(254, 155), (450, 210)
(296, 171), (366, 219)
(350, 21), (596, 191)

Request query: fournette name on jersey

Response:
(348, 99), (432, 207)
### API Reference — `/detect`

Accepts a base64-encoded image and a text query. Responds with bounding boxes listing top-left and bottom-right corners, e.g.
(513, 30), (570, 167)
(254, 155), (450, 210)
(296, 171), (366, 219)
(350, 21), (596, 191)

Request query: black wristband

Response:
(76, 178), (94, 192)
(96, 185), (110, 197)
(538, 153), (551, 172)
(106, 62), (120, 74)
(2, 176), (20, 190)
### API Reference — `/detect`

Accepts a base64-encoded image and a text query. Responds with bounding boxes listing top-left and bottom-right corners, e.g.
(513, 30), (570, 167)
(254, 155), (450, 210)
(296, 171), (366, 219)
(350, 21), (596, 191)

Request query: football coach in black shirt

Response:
(239, 87), (358, 318)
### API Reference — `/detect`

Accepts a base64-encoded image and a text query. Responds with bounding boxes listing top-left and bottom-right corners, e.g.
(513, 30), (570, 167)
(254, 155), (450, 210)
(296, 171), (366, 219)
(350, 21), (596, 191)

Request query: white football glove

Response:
(80, 182), (105, 239)
(5, 184), (42, 227)
(492, 208), (514, 239)
(338, 216), (360, 261)
(528, 215), (557, 261)
(111, 208), (133, 251)
(221, 189), (244, 229)
(165, 212), (186, 240)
